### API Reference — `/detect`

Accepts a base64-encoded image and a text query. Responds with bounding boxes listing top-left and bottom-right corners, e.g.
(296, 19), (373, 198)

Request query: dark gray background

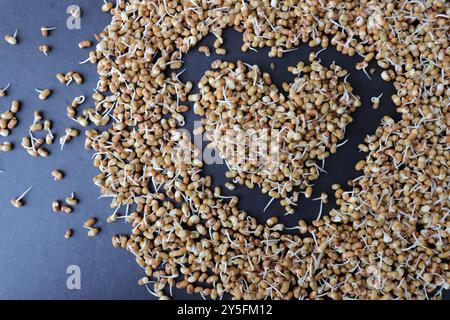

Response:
(0, 0), (447, 300)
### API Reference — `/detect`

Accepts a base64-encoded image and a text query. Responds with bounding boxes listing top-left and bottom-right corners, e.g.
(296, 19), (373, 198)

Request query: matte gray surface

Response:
(0, 0), (447, 300)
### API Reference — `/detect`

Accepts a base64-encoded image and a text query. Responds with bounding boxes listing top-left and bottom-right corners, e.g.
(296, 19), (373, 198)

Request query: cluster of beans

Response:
(1, 14), (101, 241)
(83, 0), (448, 299)
(194, 59), (360, 214)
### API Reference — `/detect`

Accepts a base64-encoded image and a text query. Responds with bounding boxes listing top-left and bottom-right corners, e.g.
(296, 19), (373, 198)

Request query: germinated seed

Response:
(67, 128), (79, 137)
(198, 46), (210, 57)
(61, 205), (72, 214)
(106, 213), (118, 224)
(56, 73), (66, 84)
(21, 137), (31, 149)
(72, 73), (83, 85)
(84, 218), (97, 228)
(52, 200), (61, 212)
(30, 123), (42, 132)
(4, 30), (17, 45)
(43, 120), (51, 130)
(51, 170), (64, 181)
(60, 128), (79, 150)
(65, 193), (78, 206)
(37, 148), (49, 157)
(0, 129), (9, 137)
(101, 2), (113, 12)
(38, 44), (51, 55)
(33, 110), (42, 122)
(0, 83), (10, 97)
(10, 100), (20, 113)
(0, 142), (13, 152)
(72, 95), (85, 106)
(371, 93), (383, 110)
(7, 118), (17, 129)
(41, 26), (55, 37)
(215, 48), (226, 55)
(224, 182), (235, 191)
(64, 229), (73, 239)
(45, 132), (54, 145)
(10, 198), (23, 208)
(76, 116), (89, 127)
(0, 111), (14, 120)
(10, 186), (32, 208)
(64, 72), (75, 85)
(87, 227), (100, 237)
(36, 88), (52, 100)
(78, 40), (92, 49)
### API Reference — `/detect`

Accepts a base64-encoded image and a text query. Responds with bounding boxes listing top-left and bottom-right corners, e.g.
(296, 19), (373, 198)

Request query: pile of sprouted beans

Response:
(4, 0), (450, 300)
